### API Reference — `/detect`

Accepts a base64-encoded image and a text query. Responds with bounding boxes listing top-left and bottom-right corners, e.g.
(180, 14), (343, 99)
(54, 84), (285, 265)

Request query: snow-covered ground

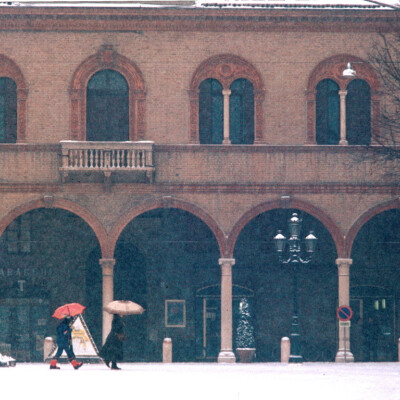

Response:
(2, 362), (400, 400)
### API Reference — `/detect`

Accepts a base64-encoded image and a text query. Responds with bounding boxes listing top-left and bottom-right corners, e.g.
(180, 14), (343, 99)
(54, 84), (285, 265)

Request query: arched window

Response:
(230, 79), (254, 145)
(346, 79), (371, 146)
(86, 69), (129, 142)
(307, 55), (380, 145)
(199, 79), (223, 144)
(0, 77), (17, 143)
(316, 79), (340, 145)
(190, 54), (264, 144)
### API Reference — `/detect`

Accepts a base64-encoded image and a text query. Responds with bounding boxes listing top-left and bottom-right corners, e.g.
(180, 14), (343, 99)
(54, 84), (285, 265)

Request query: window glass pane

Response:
(229, 79), (254, 145)
(0, 77), (17, 144)
(199, 79), (223, 144)
(346, 79), (371, 145)
(316, 79), (340, 145)
(86, 69), (129, 142)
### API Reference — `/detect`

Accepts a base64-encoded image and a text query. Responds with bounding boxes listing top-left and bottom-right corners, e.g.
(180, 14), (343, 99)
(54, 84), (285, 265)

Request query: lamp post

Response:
(273, 212), (317, 363)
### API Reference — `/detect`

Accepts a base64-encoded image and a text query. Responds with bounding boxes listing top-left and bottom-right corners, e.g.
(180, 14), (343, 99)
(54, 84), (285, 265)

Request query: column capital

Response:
(338, 90), (348, 97)
(219, 258), (235, 266)
(222, 89), (231, 96)
(99, 258), (116, 276)
(335, 258), (353, 266)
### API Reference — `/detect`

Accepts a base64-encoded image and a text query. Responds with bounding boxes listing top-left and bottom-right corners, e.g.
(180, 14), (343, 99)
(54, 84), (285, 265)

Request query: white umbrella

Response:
(103, 300), (145, 315)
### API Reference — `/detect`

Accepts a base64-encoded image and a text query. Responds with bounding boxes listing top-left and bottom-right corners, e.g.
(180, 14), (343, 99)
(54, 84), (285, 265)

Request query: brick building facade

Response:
(0, 0), (399, 363)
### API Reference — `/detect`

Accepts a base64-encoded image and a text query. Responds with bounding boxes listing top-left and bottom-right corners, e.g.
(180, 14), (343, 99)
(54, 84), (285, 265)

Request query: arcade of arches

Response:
(0, 206), (399, 363)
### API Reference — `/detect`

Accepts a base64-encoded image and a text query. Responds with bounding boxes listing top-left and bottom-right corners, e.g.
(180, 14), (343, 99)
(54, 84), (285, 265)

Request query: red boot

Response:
(70, 359), (83, 370)
(50, 359), (60, 370)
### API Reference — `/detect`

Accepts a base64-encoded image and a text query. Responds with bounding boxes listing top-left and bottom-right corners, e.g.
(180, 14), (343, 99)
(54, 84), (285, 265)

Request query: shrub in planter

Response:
(235, 298), (256, 362)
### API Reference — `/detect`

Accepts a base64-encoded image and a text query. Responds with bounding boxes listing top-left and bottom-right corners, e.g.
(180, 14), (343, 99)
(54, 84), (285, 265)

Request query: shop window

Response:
(0, 77), (17, 144)
(229, 79), (254, 144)
(199, 79), (223, 144)
(316, 79), (340, 145)
(346, 79), (371, 145)
(6, 214), (31, 254)
(86, 69), (129, 142)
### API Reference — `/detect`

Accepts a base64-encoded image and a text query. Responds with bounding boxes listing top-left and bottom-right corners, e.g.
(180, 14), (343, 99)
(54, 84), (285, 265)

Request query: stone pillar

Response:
(222, 89), (231, 145)
(218, 258), (236, 363)
(339, 90), (348, 145)
(100, 258), (116, 344)
(335, 258), (354, 362)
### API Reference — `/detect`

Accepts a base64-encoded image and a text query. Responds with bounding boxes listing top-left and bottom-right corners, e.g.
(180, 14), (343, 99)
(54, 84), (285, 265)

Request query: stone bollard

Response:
(281, 337), (290, 363)
(44, 337), (54, 361)
(163, 338), (172, 363)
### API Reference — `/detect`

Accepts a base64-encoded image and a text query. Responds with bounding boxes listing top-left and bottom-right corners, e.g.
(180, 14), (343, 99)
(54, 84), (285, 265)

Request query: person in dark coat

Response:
(50, 317), (83, 370)
(99, 314), (125, 370)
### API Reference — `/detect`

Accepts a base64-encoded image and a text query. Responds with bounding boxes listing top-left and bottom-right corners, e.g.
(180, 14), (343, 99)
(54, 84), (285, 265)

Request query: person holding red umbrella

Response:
(50, 303), (85, 370)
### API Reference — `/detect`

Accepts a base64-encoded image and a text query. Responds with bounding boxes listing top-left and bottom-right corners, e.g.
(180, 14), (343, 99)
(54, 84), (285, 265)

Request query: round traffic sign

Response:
(336, 305), (353, 321)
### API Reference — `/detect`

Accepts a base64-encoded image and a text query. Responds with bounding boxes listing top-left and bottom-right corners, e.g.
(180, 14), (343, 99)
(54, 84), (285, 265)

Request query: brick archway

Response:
(107, 196), (227, 258)
(226, 198), (344, 258)
(306, 54), (381, 144)
(189, 54), (265, 144)
(345, 198), (400, 258)
(0, 54), (28, 143)
(0, 197), (108, 257)
(70, 44), (146, 141)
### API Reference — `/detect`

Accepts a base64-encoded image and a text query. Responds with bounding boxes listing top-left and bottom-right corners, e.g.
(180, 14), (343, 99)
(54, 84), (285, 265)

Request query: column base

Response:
(335, 350), (354, 363)
(217, 350), (236, 363)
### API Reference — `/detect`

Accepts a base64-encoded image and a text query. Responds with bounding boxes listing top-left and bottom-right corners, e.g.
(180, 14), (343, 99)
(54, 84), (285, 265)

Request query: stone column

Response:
(100, 258), (116, 344)
(222, 89), (231, 145)
(218, 258), (236, 363)
(339, 90), (348, 145)
(335, 258), (354, 362)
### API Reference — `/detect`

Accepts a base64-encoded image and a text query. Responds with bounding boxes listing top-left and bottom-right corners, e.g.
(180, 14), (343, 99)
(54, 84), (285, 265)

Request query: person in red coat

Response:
(50, 317), (83, 370)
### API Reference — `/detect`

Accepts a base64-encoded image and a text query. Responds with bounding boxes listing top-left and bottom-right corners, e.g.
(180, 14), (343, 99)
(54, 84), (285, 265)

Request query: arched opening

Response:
(350, 209), (400, 361)
(86, 69), (129, 142)
(0, 77), (17, 143)
(0, 208), (101, 361)
(114, 208), (220, 362)
(316, 79), (340, 145)
(229, 78), (254, 145)
(233, 208), (337, 361)
(199, 78), (223, 144)
(346, 79), (371, 145)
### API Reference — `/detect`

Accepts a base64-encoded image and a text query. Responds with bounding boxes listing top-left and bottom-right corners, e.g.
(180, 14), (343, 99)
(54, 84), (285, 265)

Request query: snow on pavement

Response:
(2, 362), (400, 400)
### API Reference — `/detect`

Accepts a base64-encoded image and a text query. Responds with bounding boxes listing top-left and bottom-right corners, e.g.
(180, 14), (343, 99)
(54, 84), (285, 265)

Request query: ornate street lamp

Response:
(273, 212), (317, 363)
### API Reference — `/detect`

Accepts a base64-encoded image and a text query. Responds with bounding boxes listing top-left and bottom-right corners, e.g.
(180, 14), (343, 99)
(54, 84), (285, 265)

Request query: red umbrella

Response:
(52, 303), (86, 319)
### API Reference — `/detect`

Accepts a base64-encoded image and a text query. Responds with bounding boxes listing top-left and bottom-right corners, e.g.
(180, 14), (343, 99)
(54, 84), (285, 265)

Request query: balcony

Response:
(59, 140), (155, 185)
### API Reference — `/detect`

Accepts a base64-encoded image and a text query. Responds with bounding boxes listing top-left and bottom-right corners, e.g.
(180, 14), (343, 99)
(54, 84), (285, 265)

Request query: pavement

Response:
(2, 362), (400, 400)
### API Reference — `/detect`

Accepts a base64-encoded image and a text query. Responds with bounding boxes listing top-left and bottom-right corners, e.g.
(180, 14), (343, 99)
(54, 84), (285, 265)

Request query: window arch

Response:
(86, 69), (129, 142)
(190, 54), (265, 144)
(307, 55), (380, 145)
(0, 55), (28, 143)
(70, 45), (146, 141)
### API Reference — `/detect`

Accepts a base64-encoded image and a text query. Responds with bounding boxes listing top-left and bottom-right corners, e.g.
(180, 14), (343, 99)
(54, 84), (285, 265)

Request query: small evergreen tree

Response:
(235, 298), (255, 348)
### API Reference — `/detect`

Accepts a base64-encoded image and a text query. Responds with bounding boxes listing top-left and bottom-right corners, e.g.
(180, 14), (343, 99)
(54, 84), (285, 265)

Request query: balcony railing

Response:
(60, 140), (155, 184)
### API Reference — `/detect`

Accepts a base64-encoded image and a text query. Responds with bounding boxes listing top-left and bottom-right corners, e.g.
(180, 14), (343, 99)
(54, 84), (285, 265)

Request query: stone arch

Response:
(69, 44), (146, 141)
(345, 198), (400, 258)
(189, 54), (265, 144)
(226, 198), (344, 258)
(306, 54), (381, 144)
(0, 197), (108, 257)
(107, 196), (227, 258)
(0, 54), (28, 143)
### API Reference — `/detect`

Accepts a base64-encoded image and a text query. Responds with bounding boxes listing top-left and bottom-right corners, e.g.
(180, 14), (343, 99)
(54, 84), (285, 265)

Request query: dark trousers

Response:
(53, 343), (76, 361)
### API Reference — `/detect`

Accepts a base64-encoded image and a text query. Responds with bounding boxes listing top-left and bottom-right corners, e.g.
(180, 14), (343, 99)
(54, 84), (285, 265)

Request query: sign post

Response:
(336, 305), (353, 362)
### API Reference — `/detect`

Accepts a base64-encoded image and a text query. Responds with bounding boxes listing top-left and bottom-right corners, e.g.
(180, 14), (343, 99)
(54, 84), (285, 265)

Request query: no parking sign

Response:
(336, 305), (353, 322)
